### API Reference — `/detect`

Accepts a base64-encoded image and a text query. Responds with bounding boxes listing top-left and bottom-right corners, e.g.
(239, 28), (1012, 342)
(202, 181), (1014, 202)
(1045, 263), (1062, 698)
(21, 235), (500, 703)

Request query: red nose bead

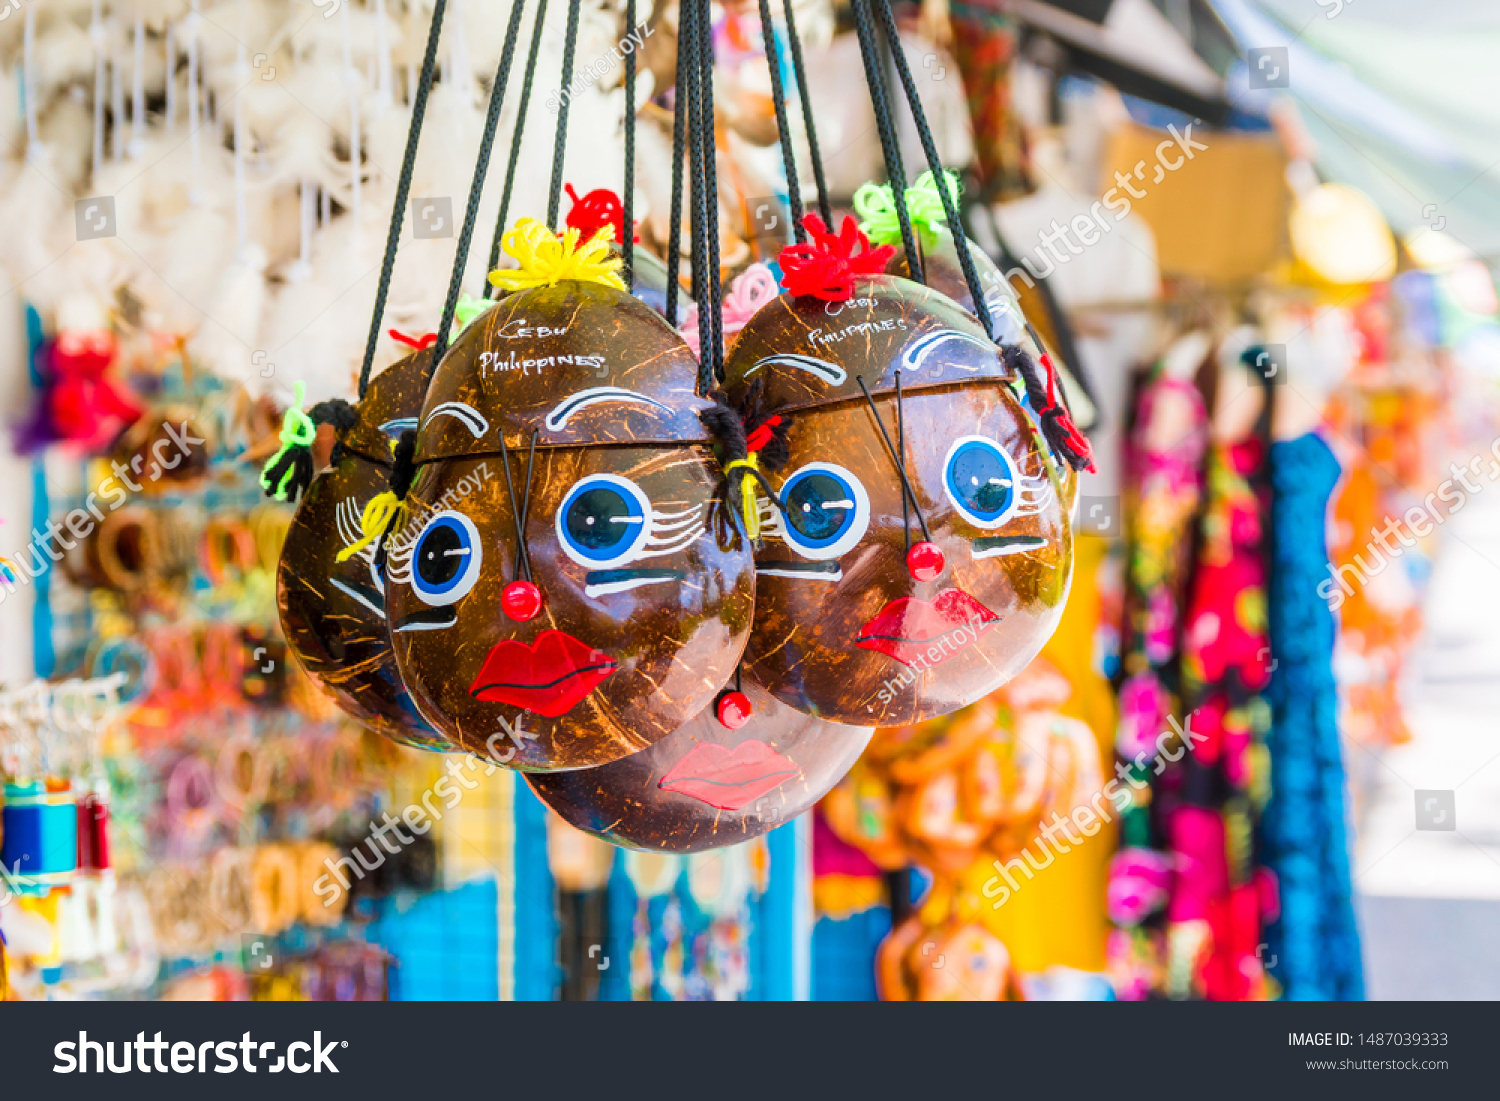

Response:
(715, 690), (753, 730)
(502, 579), (544, 621)
(906, 541), (945, 582)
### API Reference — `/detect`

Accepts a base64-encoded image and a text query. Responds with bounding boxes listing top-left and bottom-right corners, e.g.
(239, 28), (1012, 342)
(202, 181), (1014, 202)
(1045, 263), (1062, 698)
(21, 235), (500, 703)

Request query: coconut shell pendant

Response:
(276, 350), (450, 751)
(527, 681), (873, 852)
(385, 233), (755, 771)
(721, 265), (1076, 728)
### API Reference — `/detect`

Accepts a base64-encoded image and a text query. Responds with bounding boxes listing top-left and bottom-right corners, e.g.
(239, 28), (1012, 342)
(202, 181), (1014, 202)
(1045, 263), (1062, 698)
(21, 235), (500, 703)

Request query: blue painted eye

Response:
(779, 463), (870, 560)
(944, 436), (1017, 528)
(556, 474), (651, 568)
(409, 511), (482, 605)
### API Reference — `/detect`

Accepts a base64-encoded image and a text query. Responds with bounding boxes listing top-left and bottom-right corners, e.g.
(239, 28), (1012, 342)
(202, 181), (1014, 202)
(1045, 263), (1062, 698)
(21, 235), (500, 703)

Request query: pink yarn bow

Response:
(679, 263), (779, 357)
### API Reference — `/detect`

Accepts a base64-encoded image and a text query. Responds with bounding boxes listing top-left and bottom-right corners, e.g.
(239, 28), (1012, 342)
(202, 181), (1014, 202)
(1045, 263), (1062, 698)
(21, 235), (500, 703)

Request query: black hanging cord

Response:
(755, 0), (804, 240)
(373, 430), (418, 573)
(547, 0), (586, 227)
(895, 368), (910, 551)
(517, 428), (540, 581)
(856, 376), (932, 544)
(432, 0), (530, 363)
(870, 0), (991, 337)
(972, 197), (1102, 424)
(664, 1), (689, 327)
(848, 0), (921, 285)
(487, 0), (552, 290)
(622, 0), (637, 283)
(682, 0), (714, 394)
(498, 429), (535, 583)
(356, 0), (448, 399)
(780, 0), (832, 227)
(694, 0), (724, 380)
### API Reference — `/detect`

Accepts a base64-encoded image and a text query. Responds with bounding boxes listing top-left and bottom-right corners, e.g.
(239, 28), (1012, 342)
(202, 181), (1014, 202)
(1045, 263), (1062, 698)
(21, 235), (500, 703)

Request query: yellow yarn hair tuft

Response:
(487, 217), (626, 293)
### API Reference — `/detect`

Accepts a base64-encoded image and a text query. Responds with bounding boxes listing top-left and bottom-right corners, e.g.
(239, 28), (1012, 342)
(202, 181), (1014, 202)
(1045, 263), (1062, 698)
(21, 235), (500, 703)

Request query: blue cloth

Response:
(1261, 432), (1364, 1000)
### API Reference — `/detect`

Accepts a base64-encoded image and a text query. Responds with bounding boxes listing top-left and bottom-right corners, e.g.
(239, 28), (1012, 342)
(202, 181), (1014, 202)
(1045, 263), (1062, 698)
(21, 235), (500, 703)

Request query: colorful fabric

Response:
(1261, 432), (1365, 1001)
(1173, 437), (1275, 1001)
(949, 2), (1026, 199)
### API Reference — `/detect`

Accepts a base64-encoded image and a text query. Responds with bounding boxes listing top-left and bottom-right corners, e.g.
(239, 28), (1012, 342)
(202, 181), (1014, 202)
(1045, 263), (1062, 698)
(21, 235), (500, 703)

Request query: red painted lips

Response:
(856, 589), (1000, 668)
(658, 740), (800, 811)
(469, 629), (617, 717)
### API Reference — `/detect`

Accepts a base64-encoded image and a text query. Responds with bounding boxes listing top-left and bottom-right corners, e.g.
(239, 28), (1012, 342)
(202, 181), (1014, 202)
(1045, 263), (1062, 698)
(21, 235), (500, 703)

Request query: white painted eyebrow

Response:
(544, 387), (671, 431)
(423, 401), (491, 438)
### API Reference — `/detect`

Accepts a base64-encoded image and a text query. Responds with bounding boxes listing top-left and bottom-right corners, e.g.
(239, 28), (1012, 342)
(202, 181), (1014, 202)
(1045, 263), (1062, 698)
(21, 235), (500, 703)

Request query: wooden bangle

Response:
(250, 844), (303, 935)
(89, 506), (160, 592)
(200, 517), (258, 586)
(295, 841), (345, 925)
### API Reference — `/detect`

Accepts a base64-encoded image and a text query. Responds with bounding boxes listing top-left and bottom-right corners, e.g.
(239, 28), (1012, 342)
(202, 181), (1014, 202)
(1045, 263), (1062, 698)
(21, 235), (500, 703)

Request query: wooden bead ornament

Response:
(383, 219), (755, 771)
(719, 213), (1081, 727)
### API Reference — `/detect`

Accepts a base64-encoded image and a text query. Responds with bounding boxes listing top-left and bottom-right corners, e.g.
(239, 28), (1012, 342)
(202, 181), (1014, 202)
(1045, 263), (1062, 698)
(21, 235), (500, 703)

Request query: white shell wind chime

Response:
(0, 0), (626, 403)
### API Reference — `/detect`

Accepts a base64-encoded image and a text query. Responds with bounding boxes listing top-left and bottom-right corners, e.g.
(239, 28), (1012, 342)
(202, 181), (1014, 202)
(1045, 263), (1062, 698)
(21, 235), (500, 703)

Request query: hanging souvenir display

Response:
(528, 681), (873, 852)
(1264, 434), (1364, 998)
(706, 0), (1088, 729)
(381, 0), (754, 772)
(384, 226), (753, 769)
(1135, 349), (1277, 1001)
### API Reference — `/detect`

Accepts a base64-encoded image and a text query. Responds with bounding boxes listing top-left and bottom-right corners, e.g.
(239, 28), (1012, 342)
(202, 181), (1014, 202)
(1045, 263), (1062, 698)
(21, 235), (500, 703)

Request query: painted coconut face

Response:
(722, 274), (1076, 727)
(527, 681), (872, 852)
(277, 349), (449, 751)
(386, 281), (756, 770)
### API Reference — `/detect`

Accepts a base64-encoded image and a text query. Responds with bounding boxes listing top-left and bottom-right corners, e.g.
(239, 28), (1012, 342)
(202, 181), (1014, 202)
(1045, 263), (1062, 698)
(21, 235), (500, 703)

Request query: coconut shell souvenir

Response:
(717, 213), (1086, 728)
(274, 350), (450, 752)
(527, 680), (873, 852)
(383, 219), (755, 771)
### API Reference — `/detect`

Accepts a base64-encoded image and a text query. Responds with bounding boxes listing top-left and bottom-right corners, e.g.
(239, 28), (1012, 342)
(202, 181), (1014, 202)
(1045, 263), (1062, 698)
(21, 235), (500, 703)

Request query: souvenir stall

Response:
(0, 0), (1489, 1005)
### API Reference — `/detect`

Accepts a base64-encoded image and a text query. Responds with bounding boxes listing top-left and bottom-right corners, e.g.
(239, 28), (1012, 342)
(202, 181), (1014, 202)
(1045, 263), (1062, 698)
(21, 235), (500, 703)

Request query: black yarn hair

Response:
(698, 381), (790, 542)
(373, 429), (418, 574)
(259, 397), (359, 504)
